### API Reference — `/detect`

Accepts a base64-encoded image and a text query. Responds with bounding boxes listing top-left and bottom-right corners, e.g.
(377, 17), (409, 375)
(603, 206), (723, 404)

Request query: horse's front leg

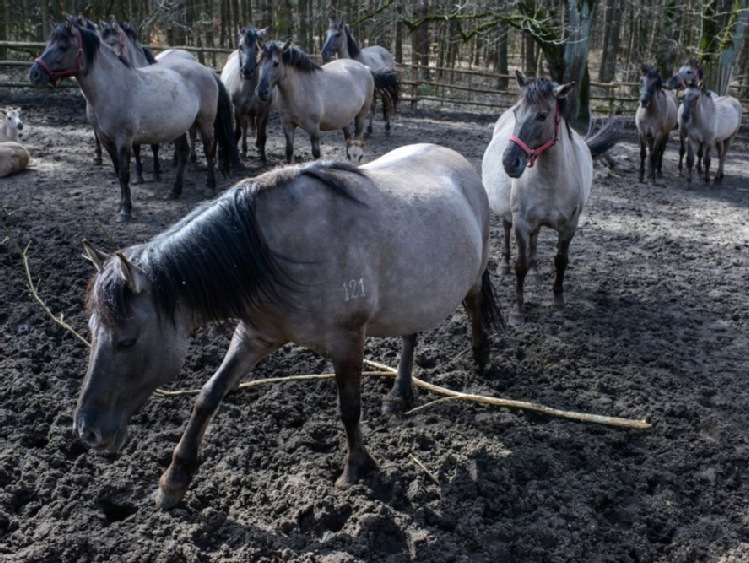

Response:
(200, 125), (217, 196)
(382, 333), (417, 415)
(714, 141), (726, 183)
(638, 138), (647, 183)
(553, 235), (573, 310)
(189, 124), (198, 164)
(255, 108), (269, 165)
(331, 332), (377, 488)
(282, 123), (296, 163)
(116, 143), (133, 222)
(309, 130), (322, 160)
(166, 134), (189, 200)
(157, 323), (281, 510)
(686, 142), (694, 184)
(702, 144), (711, 185)
(93, 130), (103, 165)
(366, 98), (376, 138)
(677, 133), (685, 175)
(510, 227), (530, 326)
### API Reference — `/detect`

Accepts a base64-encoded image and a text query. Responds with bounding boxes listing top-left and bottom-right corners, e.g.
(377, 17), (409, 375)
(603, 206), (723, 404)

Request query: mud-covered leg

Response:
(366, 98), (375, 138)
(529, 229), (540, 277)
(189, 124), (198, 163)
(133, 144), (144, 185)
(686, 143), (694, 184)
(200, 125), (217, 196)
(256, 110), (269, 165)
(501, 219), (512, 275)
(677, 135), (685, 175)
(382, 333), (417, 415)
(639, 139), (647, 183)
(166, 134), (189, 200)
(151, 144), (161, 181)
(464, 278), (490, 368)
(714, 141), (726, 182)
(333, 334), (377, 488)
(116, 144), (133, 222)
(703, 145), (711, 185)
(94, 130), (103, 165)
(156, 324), (281, 510)
(309, 132), (322, 160)
(510, 228), (529, 326)
(648, 138), (658, 182)
(553, 236), (572, 309)
(282, 124), (296, 163)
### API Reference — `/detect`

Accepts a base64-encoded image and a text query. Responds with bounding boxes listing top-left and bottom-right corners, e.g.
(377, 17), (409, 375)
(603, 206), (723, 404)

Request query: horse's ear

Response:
(282, 38), (293, 51)
(257, 28), (269, 47)
(82, 239), (108, 273)
(515, 70), (528, 88)
(554, 82), (575, 99)
(99, 19), (106, 30)
(115, 252), (148, 294)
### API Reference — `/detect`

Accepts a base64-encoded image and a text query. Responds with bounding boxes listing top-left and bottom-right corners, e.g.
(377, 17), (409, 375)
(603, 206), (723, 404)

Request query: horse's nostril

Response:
(17, 124), (23, 130)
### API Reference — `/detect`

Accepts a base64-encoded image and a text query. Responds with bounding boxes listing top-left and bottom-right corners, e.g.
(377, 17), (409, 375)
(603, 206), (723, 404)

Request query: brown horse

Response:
(75, 143), (500, 509)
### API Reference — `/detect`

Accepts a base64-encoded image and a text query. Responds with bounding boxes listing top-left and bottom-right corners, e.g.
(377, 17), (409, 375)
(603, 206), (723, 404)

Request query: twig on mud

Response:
(410, 455), (441, 485)
(8, 238), (652, 431)
(405, 396), (461, 415)
(20, 242), (91, 348)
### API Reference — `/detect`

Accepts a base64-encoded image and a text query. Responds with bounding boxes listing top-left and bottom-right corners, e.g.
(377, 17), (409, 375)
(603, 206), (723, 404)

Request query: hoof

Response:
(508, 312), (524, 326)
(153, 173), (161, 182)
(381, 393), (410, 416)
(117, 212), (131, 223)
(164, 190), (180, 201)
(133, 177), (144, 186)
(94, 157), (103, 165)
(335, 451), (377, 489)
(500, 264), (511, 276)
(554, 296), (565, 309)
(154, 485), (186, 511)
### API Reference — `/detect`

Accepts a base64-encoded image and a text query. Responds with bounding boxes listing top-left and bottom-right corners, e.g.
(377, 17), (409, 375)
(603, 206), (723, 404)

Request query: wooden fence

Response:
(3, 40), (749, 119)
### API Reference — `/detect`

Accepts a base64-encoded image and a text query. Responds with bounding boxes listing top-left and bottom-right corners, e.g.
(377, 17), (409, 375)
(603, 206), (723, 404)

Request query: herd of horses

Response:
(22, 16), (744, 508)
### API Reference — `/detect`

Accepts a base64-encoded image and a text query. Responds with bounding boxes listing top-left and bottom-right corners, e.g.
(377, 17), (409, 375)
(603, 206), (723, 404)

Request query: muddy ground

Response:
(1, 86), (748, 562)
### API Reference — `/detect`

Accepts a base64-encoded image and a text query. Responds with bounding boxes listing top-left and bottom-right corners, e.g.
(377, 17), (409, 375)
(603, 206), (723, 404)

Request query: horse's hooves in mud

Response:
(94, 158), (103, 166)
(508, 312), (525, 326)
(164, 190), (181, 201)
(117, 212), (131, 223)
(500, 264), (512, 276)
(133, 177), (144, 186)
(335, 452), (377, 489)
(381, 394), (411, 416)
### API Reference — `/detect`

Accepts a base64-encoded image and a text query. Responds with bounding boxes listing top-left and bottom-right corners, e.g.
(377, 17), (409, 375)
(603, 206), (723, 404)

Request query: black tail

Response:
(481, 268), (503, 331)
(213, 74), (242, 174)
(143, 47), (157, 65)
(586, 115), (625, 158)
(371, 69), (401, 113)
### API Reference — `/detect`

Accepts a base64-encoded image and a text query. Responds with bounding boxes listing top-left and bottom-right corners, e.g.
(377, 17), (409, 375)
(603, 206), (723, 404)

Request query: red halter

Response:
(672, 72), (686, 89)
(508, 102), (561, 168)
(116, 28), (128, 59)
(34, 28), (84, 87)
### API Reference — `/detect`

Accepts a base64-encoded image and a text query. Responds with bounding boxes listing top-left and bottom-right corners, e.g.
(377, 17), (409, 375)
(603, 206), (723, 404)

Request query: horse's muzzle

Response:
(28, 63), (49, 88)
(502, 145), (528, 178)
(74, 412), (128, 453)
(257, 88), (270, 102)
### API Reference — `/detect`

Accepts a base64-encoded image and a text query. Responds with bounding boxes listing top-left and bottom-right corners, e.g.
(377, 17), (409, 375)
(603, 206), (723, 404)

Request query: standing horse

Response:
(321, 19), (400, 136)
(635, 66), (678, 183)
(29, 19), (237, 221)
(680, 83), (742, 185)
(220, 26), (272, 163)
(482, 71), (622, 325)
(75, 143), (500, 509)
(98, 20), (161, 183)
(256, 40), (373, 163)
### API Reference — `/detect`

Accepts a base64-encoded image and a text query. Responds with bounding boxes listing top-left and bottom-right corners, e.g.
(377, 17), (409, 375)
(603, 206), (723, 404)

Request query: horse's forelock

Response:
(86, 261), (132, 327)
(519, 77), (572, 134)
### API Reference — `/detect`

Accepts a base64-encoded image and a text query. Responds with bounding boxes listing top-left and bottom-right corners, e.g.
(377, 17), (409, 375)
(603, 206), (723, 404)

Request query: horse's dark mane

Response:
(343, 24), (360, 58)
(87, 160), (365, 326)
(685, 58), (704, 79)
(262, 41), (320, 72)
(60, 24), (132, 68)
(519, 77), (572, 135)
(641, 66), (663, 91)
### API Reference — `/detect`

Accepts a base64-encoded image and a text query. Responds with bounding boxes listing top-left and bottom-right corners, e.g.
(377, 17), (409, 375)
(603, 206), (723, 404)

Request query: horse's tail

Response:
(585, 114), (625, 158)
(213, 74), (242, 173)
(480, 268), (503, 332)
(371, 69), (401, 112)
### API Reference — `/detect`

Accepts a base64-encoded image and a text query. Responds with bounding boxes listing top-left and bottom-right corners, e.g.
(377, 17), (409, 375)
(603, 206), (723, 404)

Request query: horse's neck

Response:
(77, 46), (132, 108)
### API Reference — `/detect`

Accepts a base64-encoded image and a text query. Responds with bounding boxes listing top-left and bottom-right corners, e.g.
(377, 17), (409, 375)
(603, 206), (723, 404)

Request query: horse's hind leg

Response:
(166, 134), (189, 200)
(553, 235), (573, 310)
(189, 124), (198, 164)
(702, 144), (711, 185)
(93, 130), (103, 165)
(365, 98), (375, 138)
(500, 219), (512, 275)
(156, 323), (282, 510)
(151, 144), (161, 181)
(256, 109), (269, 165)
(382, 333), (417, 415)
(714, 141), (727, 183)
(331, 333), (377, 488)
(678, 134), (685, 176)
(132, 144), (145, 185)
(114, 143), (133, 222)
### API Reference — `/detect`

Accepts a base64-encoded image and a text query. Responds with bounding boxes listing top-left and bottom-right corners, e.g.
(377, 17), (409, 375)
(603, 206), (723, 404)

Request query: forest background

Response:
(1, 0), (749, 131)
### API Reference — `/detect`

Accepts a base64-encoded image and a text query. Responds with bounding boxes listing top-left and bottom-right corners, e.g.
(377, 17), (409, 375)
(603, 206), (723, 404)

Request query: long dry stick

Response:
(10, 234), (652, 431)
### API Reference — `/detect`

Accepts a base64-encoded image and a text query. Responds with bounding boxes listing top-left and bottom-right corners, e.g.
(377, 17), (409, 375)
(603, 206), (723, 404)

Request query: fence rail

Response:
(3, 40), (749, 116)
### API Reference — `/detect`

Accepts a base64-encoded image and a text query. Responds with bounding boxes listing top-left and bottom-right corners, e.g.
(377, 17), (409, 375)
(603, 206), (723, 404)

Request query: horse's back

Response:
(315, 59), (374, 129)
(358, 46), (395, 73)
(714, 96), (742, 141)
(482, 105), (517, 220)
(255, 144), (489, 342)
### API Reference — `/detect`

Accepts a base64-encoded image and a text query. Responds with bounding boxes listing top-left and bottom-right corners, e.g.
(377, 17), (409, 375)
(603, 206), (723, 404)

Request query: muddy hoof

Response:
(335, 452), (377, 489)
(164, 190), (180, 201)
(117, 212), (131, 223)
(381, 395), (409, 416)
(94, 157), (103, 165)
(508, 312), (524, 326)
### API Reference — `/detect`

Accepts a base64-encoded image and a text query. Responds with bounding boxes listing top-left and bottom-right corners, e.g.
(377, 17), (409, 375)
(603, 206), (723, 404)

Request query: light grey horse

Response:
(74, 143), (500, 509)
(256, 40), (374, 163)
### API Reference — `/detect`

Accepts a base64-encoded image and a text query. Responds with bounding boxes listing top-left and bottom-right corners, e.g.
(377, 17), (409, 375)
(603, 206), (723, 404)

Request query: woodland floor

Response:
(1, 87), (749, 562)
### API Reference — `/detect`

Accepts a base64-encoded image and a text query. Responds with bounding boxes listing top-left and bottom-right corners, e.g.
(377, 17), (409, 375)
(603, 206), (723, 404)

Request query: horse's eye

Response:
(273, 61), (279, 67)
(117, 338), (137, 350)
(536, 112), (548, 121)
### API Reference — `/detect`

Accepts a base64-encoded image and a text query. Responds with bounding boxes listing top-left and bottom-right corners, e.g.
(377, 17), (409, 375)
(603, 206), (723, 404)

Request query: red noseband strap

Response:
(34, 28), (84, 87)
(508, 102), (561, 168)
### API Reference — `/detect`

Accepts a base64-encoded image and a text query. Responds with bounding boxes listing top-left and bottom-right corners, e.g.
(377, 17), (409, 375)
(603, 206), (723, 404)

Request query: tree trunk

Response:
(498, 24), (509, 89)
(714, 0), (749, 95)
(563, 0), (598, 133)
(598, 0), (623, 83)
